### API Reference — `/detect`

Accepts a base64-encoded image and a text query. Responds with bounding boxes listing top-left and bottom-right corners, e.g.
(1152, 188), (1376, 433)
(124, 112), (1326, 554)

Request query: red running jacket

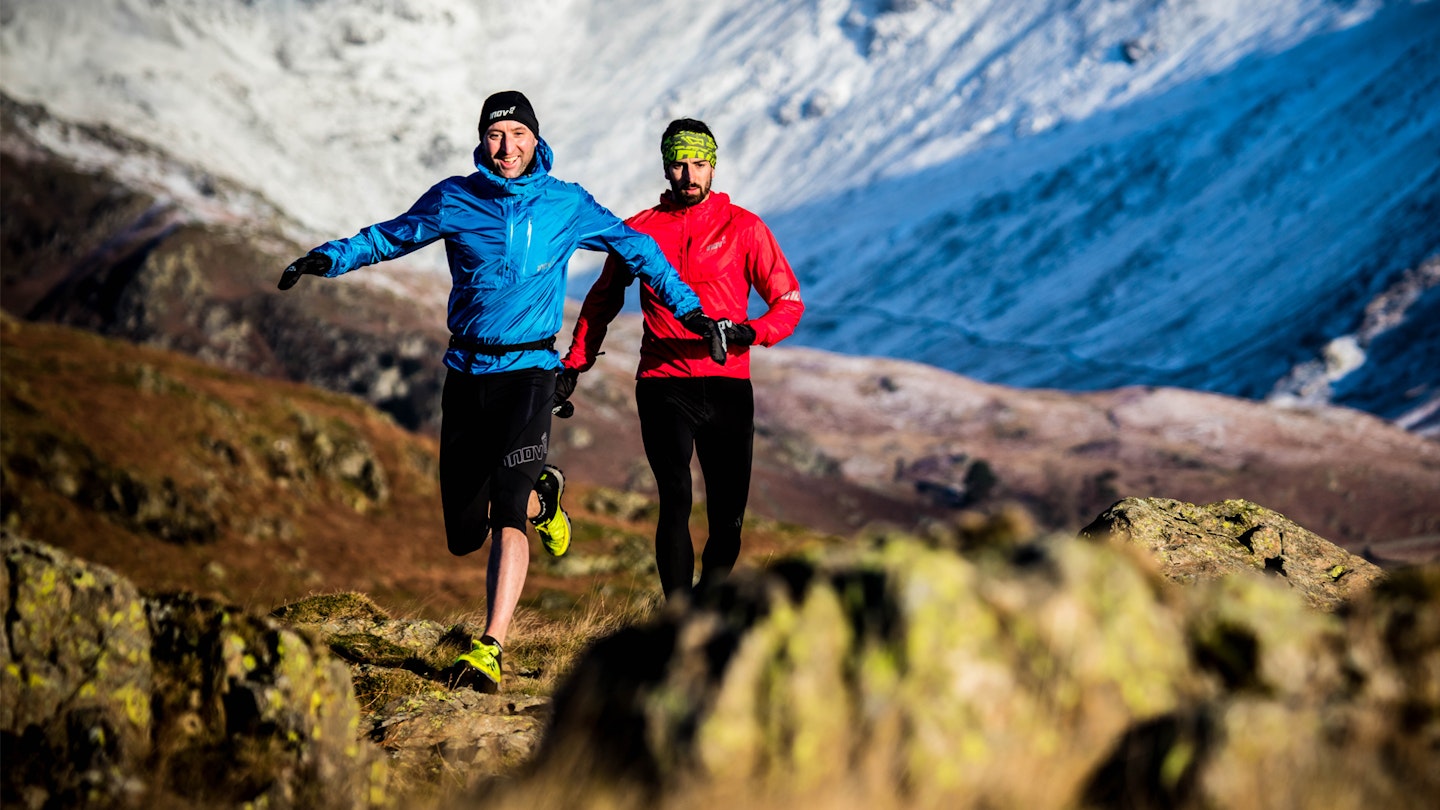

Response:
(563, 190), (804, 379)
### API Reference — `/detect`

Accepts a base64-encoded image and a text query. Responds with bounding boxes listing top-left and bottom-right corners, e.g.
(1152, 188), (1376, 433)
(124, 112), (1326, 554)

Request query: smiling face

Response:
(484, 120), (536, 179)
(665, 157), (714, 207)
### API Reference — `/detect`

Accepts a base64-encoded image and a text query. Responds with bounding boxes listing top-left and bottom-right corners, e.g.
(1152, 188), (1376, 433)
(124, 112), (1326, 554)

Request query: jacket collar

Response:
(472, 137), (555, 194)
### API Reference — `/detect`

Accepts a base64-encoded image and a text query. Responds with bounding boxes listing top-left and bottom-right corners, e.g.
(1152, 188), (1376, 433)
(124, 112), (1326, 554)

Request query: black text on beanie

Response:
(479, 91), (540, 139)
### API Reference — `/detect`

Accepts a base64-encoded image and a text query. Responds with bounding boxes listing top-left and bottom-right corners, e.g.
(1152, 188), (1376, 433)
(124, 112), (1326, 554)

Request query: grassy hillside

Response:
(0, 315), (839, 621)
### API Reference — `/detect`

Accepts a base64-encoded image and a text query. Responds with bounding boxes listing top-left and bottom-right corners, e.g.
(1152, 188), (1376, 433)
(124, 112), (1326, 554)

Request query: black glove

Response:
(719, 319), (757, 347)
(277, 253), (332, 291)
(678, 309), (727, 365)
(551, 368), (578, 418)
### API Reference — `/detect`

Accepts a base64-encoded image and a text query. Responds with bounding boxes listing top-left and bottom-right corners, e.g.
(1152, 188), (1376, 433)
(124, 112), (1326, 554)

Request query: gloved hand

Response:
(277, 253), (332, 291)
(551, 368), (579, 418)
(719, 319), (757, 347)
(678, 309), (727, 365)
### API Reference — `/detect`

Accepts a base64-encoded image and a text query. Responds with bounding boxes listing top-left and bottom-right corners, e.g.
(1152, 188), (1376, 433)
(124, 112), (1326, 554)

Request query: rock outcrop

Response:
(271, 593), (550, 795)
(1, 536), (154, 807)
(0, 535), (390, 809)
(1080, 497), (1385, 610)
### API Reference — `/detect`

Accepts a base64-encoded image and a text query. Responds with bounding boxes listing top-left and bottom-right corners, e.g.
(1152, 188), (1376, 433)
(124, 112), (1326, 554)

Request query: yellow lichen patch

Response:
(224, 632), (251, 675)
(775, 582), (853, 791)
(115, 683), (152, 730)
(697, 608), (788, 780)
(39, 567), (58, 597)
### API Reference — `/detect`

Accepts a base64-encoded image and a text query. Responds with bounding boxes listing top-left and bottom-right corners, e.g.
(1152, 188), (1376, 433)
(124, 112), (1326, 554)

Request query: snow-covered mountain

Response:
(2, 0), (1436, 429)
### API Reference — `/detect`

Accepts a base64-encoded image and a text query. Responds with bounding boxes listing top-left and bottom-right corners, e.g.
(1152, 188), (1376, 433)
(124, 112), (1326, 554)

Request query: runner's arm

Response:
(743, 219), (804, 346)
(311, 183), (449, 275)
(575, 194), (702, 320)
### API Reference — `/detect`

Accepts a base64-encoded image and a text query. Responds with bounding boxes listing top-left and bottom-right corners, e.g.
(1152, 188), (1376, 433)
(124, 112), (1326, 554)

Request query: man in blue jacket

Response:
(278, 91), (719, 690)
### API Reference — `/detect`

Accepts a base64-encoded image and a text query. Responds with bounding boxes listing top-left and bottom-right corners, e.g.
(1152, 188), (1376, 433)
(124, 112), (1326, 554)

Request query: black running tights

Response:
(636, 377), (754, 600)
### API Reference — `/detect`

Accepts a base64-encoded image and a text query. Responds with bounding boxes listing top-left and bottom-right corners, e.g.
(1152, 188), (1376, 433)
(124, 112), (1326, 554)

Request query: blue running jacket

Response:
(312, 138), (701, 375)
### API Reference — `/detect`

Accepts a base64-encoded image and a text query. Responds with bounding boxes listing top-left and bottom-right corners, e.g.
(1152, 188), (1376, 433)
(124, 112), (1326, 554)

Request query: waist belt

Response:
(448, 334), (556, 355)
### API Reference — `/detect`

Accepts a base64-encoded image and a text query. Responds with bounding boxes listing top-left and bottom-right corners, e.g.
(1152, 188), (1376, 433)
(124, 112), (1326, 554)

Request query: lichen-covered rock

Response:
(1, 535), (153, 807)
(532, 535), (1205, 808)
(145, 592), (389, 809)
(1186, 564), (1440, 809)
(0, 535), (391, 809)
(520, 518), (1432, 810)
(1079, 497), (1384, 610)
(1183, 570), (1349, 698)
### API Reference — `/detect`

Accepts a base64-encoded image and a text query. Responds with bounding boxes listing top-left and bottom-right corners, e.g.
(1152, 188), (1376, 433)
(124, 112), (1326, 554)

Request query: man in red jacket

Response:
(561, 118), (804, 600)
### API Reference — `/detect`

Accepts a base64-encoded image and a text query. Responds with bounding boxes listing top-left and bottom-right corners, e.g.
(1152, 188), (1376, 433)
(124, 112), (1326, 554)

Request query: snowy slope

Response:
(2, 0), (1436, 427)
(771, 1), (1440, 407)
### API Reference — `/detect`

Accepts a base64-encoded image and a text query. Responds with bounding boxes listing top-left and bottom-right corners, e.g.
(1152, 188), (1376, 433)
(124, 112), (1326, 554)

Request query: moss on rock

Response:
(271, 591), (392, 628)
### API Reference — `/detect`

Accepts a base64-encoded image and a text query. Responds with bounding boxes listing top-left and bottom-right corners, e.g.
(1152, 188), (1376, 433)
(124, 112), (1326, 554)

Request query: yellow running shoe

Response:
(454, 636), (503, 687)
(532, 464), (571, 557)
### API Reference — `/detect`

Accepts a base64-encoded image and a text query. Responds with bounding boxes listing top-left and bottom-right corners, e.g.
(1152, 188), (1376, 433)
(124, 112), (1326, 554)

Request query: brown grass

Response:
(485, 584), (665, 696)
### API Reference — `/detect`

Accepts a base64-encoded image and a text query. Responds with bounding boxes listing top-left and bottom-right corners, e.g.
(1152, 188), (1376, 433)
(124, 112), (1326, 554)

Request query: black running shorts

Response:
(439, 367), (555, 556)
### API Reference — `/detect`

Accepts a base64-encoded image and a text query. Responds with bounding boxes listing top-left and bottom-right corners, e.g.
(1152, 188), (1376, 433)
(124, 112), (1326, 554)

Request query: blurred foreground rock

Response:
(0, 534), (390, 809)
(514, 506), (1437, 809)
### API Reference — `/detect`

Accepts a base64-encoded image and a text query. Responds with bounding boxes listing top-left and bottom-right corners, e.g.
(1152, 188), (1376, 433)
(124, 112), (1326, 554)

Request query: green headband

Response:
(662, 131), (718, 167)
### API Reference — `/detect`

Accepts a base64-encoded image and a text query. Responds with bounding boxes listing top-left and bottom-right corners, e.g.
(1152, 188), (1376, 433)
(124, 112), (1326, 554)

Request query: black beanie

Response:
(479, 91), (540, 139)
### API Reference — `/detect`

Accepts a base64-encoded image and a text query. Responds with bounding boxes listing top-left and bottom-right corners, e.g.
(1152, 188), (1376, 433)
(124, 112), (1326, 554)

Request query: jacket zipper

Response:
(504, 197), (514, 273)
(680, 206), (691, 279)
(505, 198), (533, 278)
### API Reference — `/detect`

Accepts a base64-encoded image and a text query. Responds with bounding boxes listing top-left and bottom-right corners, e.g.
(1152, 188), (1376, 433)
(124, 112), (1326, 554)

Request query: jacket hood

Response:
(472, 136), (555, 193)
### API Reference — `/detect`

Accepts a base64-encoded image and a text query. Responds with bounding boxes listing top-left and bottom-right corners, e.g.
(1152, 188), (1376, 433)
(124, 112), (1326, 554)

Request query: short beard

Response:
(669, 179), (711, 207)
